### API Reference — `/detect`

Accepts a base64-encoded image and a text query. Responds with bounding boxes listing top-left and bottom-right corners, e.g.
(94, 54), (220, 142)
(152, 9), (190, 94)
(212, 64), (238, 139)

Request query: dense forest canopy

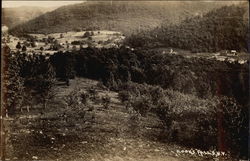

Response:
(8, 1), (237, 35)
(126, 3), (249, 52)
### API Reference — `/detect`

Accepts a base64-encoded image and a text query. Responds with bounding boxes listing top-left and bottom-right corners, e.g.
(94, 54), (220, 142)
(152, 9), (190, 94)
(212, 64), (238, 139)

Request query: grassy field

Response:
(4, 30), (125, 54)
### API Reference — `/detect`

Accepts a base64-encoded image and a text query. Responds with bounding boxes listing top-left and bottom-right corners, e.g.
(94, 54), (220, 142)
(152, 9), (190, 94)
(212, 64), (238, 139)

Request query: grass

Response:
(4, 77), (231, 161)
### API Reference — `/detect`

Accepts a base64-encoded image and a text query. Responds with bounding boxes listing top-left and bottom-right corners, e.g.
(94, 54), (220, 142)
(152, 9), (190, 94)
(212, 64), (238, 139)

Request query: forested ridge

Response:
(126, 3), (249, 52)
(9, 1), (235, 35)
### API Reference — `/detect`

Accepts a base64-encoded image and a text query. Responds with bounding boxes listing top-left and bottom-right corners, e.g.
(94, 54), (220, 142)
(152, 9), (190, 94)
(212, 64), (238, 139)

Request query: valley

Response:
(1, 1), (249, 161)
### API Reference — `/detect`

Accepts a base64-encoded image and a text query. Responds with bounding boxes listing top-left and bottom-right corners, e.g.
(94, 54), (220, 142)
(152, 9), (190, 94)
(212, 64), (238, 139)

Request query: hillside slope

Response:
(126, 2), (249, 52)
(2, 6), (55, 28)
(6, 77), (229, 160)
(9, 1), (236, 35)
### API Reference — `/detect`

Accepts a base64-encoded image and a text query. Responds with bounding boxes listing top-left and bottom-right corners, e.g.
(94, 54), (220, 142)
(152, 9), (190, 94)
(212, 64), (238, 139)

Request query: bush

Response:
(118, 91), (131, 103)
(102, 94), (111, 109)
(40, 47), (44, 51)
(131, 95), (153, 116)
(87, 86), (98, 101)
(16, 42), (22, 49)
(80, 92), (90, 105)
(117, 81), (247, 157)
(22, 45), (27, 52)
(31, 42), (37, 47)
(71, 41), (81, 45)
(62, 88), (90, 124)
(83, 31), (91, 38)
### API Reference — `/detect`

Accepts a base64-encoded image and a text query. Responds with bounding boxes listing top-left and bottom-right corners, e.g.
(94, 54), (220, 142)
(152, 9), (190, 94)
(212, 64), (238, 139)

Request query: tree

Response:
(3, 46), (24, 115)
(40, 46), (44, 51)
(22, 45), (27, 52)
(21, 54), (56, 110)
(83, 31), (91, 38)
(32, 62), (56, 109)
(31, 41), (37, 48)
(16, 42), (21, 50)
(47, 36), (55, 43)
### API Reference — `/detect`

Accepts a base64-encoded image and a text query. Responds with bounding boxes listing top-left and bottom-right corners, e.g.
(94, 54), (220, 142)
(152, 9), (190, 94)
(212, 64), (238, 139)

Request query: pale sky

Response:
(2, 1), (85, 8)
(2, 1), (245, 8)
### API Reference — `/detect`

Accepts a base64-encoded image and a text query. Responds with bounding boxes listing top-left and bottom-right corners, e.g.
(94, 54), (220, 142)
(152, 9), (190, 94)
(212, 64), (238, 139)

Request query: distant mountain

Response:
(9, 1), (237, 36)
(2, 6), (55, 28)
(126, 2), (249, 52)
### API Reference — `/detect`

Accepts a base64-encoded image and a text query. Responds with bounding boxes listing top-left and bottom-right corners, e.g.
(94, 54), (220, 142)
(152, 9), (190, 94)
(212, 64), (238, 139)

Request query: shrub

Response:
(16, 42), (22, 49)
(87, 86), (98, 101)
(118, 91), (131, 103)
(80, 92), (89, 105)
(71, 41), (81, 45)
(62, 88), (90, 124)
(22, 45), (27, 52)
(83, 31), (91, 38)
(102, 94), (111, 109)
(117, 81), (247, 156)
(131, 95), (153, 117)
(40, 47), (44, 51)
(31, 42), (37, 48)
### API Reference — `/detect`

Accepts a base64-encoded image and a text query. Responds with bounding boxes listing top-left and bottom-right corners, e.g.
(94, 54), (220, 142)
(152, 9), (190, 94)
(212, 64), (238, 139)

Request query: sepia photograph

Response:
(1, 0), (249, 160)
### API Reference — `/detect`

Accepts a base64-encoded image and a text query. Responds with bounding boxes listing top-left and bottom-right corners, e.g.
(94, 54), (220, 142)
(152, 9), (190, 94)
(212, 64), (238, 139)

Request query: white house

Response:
(229, 50), (237, 56)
